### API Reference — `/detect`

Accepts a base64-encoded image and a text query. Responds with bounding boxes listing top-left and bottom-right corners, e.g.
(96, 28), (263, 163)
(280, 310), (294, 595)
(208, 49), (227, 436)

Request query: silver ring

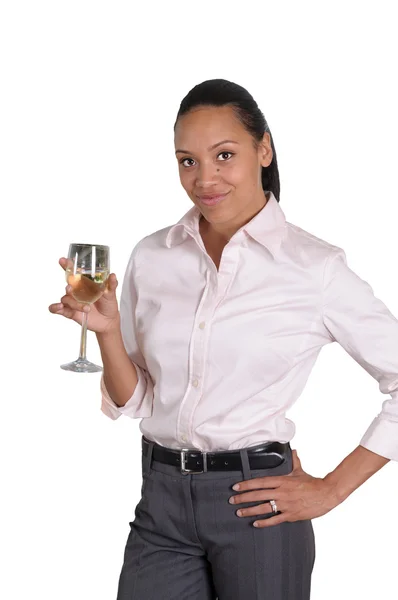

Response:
(269, 499), (278, 513)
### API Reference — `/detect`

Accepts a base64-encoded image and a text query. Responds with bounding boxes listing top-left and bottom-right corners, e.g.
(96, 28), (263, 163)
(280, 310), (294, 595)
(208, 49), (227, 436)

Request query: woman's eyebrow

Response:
(175, 140), (239, 155)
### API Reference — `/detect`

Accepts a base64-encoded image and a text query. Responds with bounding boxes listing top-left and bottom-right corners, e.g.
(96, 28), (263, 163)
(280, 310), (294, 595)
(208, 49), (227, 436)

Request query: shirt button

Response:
(181, 435), (187, 442)
(192, 379), (199, 387)
(199, 321), (206, 329)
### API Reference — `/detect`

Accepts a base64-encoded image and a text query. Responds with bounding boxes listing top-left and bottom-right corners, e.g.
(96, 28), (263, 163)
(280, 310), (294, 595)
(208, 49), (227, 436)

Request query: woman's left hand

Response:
(229, 450), (340, 528)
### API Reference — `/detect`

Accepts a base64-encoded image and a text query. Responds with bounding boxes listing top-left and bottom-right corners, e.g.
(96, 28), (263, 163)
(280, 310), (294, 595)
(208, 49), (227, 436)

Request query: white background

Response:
(1, 1), (397, 598)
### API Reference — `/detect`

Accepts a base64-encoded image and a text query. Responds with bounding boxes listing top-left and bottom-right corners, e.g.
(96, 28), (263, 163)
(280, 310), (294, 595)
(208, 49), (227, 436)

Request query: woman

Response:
(49, 79), (397, 599)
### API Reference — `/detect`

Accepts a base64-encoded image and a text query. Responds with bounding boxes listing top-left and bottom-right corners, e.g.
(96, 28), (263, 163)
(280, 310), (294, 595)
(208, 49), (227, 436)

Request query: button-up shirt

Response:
(100, 192), (398, 460)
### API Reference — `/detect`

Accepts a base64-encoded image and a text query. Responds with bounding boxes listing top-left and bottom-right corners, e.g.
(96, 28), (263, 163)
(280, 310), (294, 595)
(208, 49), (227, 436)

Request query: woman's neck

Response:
(199, 191), (270, 245)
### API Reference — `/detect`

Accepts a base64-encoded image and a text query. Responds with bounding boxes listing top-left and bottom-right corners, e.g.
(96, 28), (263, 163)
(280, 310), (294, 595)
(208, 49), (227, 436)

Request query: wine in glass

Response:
(60, 243), (110, 373)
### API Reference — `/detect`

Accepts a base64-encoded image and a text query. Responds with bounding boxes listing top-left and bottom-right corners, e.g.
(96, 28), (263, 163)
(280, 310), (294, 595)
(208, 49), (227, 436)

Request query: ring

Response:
(269, 499), (278, 513)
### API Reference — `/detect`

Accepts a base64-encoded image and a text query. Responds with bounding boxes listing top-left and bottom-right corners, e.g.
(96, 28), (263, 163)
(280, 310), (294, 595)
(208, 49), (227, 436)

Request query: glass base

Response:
(60, 357), (103, 373)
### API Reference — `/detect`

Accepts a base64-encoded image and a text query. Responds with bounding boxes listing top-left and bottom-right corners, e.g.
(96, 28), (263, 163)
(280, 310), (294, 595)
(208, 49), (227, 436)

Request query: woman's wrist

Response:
(323, 444), (390, 504)
(95, 321), (122, 343)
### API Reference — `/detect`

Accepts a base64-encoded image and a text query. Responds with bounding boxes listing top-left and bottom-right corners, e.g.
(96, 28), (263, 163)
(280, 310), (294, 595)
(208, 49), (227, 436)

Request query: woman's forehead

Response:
(174, 106), (249, 146)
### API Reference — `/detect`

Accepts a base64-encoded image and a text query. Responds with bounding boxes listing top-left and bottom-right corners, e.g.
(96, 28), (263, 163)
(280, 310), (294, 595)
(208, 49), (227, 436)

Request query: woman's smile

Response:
(196, 191), (230, 206)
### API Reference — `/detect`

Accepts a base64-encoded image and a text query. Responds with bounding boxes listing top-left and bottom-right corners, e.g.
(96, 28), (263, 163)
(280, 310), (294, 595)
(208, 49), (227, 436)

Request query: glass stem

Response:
(79, 310), (88, 361)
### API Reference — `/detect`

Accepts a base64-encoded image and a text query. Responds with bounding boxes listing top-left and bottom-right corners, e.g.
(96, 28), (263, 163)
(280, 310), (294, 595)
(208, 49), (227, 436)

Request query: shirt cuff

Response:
(360, 416), (398, 461)
(100, 363), (153, 420)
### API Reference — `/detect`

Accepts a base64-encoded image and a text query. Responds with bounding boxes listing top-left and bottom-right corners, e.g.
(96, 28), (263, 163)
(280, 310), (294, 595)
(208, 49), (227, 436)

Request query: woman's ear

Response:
(259, 132), (273, 168)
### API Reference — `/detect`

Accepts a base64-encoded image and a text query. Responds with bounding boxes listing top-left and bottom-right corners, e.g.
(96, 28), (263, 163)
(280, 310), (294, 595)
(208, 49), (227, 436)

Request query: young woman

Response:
(50, 79), (397, 599)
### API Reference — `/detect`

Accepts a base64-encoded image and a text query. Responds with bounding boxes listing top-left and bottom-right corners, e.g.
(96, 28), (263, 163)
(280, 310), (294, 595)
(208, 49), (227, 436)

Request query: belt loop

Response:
(202, 451), (208, 472)
(239, 448), (252, 480)
(143, 437), (155, 475)
(286, 443), (293, 473)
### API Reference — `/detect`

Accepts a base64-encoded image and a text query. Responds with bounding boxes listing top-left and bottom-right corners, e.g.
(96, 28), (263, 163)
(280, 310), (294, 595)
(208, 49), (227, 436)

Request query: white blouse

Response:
(100, 192), (398, 459)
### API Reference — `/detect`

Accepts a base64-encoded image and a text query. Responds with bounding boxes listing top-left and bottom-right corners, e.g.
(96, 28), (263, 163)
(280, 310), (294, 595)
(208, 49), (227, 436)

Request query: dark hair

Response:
(173, 79), (280, 202)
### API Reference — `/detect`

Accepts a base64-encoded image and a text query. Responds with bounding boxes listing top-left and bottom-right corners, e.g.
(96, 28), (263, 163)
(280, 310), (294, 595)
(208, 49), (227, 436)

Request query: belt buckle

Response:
(180, 449), (206, 475)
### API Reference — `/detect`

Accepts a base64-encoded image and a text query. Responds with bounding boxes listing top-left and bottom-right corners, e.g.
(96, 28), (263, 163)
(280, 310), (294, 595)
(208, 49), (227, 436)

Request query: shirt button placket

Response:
(177, 269), (212, 444)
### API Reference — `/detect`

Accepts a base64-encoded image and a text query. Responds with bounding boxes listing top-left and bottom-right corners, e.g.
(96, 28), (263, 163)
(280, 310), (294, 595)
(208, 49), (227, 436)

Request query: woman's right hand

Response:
(48, 257), (121, 334)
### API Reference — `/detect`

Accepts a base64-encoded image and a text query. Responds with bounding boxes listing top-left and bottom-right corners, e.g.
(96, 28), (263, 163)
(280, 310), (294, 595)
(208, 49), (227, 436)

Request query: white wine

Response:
(65, 268), (109, 304)
(60, 243), (110, 373)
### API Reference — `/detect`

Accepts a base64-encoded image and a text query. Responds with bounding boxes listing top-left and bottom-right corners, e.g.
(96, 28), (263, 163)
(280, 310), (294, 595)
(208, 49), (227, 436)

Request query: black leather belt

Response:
(142, 436), (290, 474)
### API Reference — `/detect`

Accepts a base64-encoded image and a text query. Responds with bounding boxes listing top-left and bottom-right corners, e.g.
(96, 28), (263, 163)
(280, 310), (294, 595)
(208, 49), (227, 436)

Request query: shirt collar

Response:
(165, 191), (287, 259)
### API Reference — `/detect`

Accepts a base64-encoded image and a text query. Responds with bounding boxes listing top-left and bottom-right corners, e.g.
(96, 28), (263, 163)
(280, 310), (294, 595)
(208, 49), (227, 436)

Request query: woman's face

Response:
(174, 105), (273, 232)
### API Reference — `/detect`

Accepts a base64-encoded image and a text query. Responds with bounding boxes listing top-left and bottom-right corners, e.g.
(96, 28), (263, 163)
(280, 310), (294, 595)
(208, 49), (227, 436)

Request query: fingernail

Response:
(233, 484), (240, 491)
(84, 305), (90, 312)
(66, 285), (72, 292)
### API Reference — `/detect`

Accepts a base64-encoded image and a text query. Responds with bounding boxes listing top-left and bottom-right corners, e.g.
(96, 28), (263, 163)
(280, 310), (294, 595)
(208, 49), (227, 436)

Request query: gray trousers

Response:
(116, 439), (316, 599)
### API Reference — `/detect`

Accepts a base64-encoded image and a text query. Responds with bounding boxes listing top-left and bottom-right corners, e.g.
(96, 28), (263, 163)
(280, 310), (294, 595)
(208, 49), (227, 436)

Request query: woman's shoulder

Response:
(127, 225), (169, 255)
(283, 220), (344, 266)
(126, 223), (177, 271)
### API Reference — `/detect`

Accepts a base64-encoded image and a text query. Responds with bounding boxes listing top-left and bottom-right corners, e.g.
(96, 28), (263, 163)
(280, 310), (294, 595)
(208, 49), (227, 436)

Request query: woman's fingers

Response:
(50, 264), (117, 320)
(103, 273), (118, 295)
(48, 302), (76, 319)
(60, 293), (90, 313)
(48, 293), (90, 318)
(48, 302), (64, 314)
(109, 273), (118, 289)
(59, 257), (74, 271)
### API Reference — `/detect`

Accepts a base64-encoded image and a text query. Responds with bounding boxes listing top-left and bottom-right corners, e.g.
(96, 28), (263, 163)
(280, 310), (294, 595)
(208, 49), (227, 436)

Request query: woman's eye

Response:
(218, 151), (233, 161)
(180, 158), (196, 167)
(179, 151), (234, 168)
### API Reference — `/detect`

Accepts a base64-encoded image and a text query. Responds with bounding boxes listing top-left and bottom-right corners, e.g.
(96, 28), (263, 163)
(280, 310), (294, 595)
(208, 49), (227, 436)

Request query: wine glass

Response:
(60, 243), (110, 373)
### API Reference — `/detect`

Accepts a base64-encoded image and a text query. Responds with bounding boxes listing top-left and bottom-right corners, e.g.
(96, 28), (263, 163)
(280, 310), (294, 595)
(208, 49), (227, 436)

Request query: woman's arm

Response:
(322, 248), (398, 462)
(96, 327), (139, 408)
(324, 444), (390, 504)
(98, 241), (154, 420)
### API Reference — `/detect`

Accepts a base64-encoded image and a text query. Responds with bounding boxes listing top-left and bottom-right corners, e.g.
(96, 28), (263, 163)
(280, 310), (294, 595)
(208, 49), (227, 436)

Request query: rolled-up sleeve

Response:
(322, 248), (398, 461)
(100, 242), (154, 420)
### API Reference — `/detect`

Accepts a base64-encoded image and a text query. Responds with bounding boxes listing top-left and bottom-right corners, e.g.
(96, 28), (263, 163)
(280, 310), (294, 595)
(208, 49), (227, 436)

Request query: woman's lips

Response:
(197, 192), (229, 206)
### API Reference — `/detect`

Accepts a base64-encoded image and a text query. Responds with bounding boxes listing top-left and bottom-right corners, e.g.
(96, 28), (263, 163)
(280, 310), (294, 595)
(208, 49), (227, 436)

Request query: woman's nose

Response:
(196, 164), (219, 187)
